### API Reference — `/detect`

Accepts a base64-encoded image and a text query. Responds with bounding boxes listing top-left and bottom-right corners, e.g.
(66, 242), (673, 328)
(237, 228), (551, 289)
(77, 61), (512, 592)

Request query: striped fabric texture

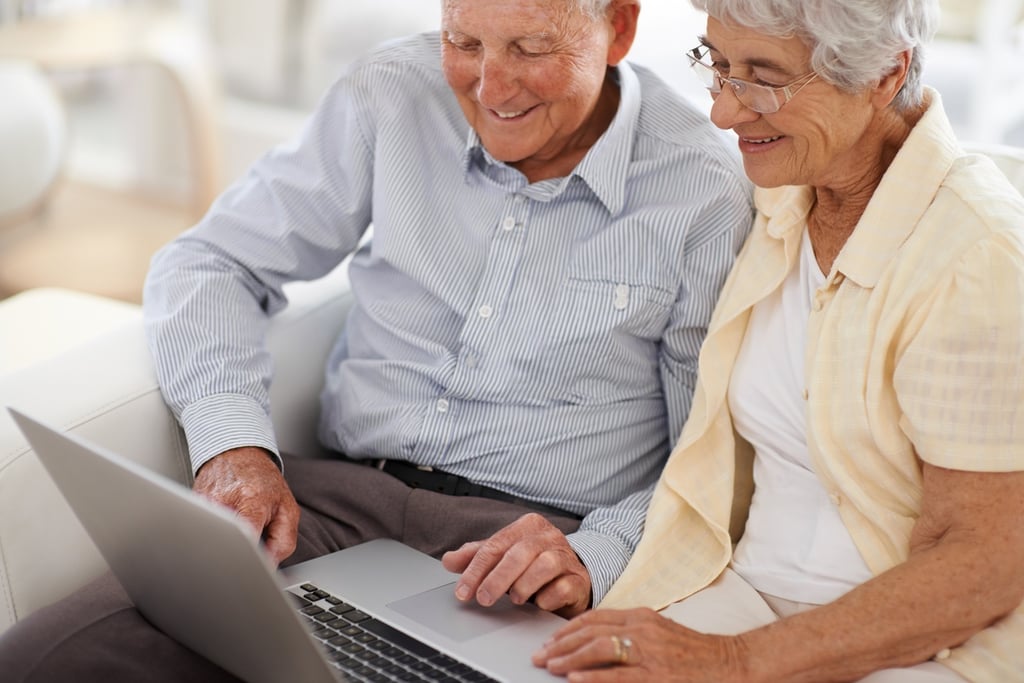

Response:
(143, 32), (753, 601)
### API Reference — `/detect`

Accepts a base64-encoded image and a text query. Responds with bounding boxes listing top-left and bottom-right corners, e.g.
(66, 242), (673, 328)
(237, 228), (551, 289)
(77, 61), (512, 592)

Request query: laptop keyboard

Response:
(289, 583), (499, 683)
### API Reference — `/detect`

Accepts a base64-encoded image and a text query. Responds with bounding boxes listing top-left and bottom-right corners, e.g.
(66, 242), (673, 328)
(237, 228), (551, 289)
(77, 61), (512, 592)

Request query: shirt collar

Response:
(460, 62), (641, 214)
(835, 88), (957, 288)
(753, 88), (959, 288)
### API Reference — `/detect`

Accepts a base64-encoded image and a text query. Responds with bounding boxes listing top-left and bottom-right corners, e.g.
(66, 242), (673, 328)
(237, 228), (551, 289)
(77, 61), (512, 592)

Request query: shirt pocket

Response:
(541, 271), (676, 404)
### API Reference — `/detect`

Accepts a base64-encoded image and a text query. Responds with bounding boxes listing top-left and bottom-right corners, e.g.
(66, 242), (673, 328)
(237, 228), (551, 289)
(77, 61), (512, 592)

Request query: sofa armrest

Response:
(269, 266), (353, 459)
(0, 266), (353, 634)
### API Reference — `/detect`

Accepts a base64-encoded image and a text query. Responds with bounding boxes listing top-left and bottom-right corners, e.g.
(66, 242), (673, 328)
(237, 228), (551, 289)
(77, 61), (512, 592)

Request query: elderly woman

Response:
(534, 0), (1024, 681)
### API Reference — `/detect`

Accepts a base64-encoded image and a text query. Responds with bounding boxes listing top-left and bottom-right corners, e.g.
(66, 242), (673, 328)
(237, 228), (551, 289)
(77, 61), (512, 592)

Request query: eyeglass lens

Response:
(687, 49), (784, 114)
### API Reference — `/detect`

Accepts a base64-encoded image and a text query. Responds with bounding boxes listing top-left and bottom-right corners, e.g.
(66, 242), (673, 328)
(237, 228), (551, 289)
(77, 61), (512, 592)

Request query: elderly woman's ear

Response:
(872, 48), (915, 109)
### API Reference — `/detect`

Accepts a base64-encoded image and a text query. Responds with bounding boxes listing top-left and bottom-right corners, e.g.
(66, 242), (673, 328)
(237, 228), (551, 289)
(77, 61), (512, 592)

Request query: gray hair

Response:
(690, 0), (938, 110)
(443, 0), (616, 21)
(575, 0), (615, 19)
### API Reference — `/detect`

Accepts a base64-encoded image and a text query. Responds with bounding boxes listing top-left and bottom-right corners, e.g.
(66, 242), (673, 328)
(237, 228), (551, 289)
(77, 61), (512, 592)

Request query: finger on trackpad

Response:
(387, 581), (534, 642)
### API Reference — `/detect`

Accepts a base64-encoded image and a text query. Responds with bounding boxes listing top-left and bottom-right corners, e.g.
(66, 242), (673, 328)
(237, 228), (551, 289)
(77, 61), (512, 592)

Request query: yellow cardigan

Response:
(601, 91), (1024, 682)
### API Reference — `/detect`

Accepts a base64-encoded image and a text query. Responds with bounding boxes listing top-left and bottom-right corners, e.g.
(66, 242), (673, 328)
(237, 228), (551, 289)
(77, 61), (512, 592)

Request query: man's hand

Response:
(441, 513), (591, 618)
(193, 447), (300, 565)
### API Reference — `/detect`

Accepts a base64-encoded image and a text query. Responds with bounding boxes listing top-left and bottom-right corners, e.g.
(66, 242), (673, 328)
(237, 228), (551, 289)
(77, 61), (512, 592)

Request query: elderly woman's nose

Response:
(710, 87), (759, 130)
(476, 53), (518, 105)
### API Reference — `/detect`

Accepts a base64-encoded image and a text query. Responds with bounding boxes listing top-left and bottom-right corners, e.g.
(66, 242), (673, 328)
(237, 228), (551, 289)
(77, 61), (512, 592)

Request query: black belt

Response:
(365, 458), (581, 520)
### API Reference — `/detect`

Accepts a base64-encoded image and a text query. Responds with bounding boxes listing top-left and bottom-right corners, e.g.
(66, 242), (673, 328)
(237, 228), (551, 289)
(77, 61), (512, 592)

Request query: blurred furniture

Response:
(0, 181), (192, 302)
(926, 0), (1024, 143)
(0, 59), (66, 230)
(0, 6), (221, 302)
(0, 6), (222, 217)
(0, 141), (1021, 637)
(0, 288), (140, 376)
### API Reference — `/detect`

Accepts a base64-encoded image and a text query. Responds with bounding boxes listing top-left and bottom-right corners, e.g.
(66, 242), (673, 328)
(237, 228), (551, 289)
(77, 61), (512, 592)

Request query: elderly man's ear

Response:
(606, 0), (640, 67)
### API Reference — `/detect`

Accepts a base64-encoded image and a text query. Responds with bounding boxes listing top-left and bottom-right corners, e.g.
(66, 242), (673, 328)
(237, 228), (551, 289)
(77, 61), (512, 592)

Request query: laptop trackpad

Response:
(387, 581), (533, 642)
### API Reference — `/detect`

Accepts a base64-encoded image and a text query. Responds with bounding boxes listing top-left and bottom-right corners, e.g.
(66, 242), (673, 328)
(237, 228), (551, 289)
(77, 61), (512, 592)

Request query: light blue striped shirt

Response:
(144, 32), (753, 602)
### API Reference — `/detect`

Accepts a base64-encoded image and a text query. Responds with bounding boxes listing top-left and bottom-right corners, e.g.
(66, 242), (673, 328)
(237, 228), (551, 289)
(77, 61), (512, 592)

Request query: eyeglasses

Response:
(686, 45), (818, 114)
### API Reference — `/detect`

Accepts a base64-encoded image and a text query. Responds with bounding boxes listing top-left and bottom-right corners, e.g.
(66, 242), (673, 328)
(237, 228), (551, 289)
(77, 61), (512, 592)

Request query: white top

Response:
(728, 230), (873, 605)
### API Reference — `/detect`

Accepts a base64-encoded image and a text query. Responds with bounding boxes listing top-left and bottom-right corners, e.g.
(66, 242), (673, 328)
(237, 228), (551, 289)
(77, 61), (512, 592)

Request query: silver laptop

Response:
(9, 408), (565, 683)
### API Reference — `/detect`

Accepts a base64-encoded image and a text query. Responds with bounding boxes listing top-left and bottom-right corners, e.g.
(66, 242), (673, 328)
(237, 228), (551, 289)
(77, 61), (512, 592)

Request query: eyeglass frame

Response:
(686, 45), (819, 114)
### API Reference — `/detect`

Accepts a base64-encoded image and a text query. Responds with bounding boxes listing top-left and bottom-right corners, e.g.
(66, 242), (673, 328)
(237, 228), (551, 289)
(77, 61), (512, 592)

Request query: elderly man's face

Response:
(441, 0), (634, 182)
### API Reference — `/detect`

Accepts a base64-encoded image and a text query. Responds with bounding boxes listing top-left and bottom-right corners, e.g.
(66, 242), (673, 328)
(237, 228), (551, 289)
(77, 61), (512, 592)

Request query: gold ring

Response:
(611, 634), (631, 665)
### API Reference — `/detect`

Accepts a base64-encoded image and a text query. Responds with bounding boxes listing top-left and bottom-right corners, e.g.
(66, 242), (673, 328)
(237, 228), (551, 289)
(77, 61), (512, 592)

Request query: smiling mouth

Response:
(742, 135), (784, 144)
(491, 105), (536, 120)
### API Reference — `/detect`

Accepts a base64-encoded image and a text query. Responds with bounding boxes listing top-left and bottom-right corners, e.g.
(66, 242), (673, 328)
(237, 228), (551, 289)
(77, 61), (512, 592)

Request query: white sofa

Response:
(0, 268), (352, 636)
(0, 145), (1022, 639)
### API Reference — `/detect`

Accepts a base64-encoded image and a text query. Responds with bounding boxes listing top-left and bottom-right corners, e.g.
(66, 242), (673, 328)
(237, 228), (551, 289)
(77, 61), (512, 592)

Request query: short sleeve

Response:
(895, 233), (1024, 472)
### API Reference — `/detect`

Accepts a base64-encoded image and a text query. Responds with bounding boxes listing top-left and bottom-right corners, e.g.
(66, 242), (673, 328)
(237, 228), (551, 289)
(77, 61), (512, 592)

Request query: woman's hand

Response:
(532, 607), (750, 682)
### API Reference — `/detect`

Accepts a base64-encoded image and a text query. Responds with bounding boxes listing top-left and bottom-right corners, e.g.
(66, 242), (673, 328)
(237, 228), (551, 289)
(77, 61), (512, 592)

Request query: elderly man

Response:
(0, 0), (751, 680)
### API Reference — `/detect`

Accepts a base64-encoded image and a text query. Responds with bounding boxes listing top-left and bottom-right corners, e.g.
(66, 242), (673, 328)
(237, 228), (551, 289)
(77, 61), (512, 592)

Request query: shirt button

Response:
(464, 354), (478, 368)
(812, 299), (824, 312)
(478, 305), (493, 319)
(502, 216), (516, 231)
(436, 398), (449, 413)
(829, 492), (841, 506)
(802, 388), (809, 400)
(935, 648), (951, 660)
(613, 283), (630, 310)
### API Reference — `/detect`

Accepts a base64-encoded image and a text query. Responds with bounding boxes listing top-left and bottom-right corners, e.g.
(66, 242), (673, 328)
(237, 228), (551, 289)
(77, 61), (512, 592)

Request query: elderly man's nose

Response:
(477, 54), (517, 105)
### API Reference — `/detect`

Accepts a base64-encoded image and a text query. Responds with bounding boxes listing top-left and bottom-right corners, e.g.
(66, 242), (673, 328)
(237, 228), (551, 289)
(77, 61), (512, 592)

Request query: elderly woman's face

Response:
(704, 17), (876, 189)
(441, 0), (618, 176)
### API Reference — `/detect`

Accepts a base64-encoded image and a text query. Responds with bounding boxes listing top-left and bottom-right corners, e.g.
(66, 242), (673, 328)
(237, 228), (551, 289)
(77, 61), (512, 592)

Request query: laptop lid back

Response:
(9, 408), (339, 683)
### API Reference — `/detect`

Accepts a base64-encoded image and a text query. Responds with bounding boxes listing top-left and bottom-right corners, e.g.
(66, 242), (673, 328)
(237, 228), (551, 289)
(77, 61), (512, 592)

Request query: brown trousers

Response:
(0, 456), (581, 682)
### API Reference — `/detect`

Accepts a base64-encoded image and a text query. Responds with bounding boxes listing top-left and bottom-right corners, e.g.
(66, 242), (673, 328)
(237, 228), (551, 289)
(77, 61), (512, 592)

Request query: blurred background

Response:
(0, 0), (1022, 306)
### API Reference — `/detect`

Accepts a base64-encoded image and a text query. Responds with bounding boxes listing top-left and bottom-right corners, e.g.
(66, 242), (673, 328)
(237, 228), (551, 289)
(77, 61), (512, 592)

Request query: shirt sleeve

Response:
(143, 72), (376, 473)
(571, 176), (753, 604)
(896, 232), (1024, 472)
(661, 192), (753, 447)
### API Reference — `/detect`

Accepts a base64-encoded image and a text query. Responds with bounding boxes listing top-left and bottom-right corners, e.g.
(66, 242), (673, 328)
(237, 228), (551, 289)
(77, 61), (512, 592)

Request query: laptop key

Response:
(288, 592), (312, 608)
(362, 619), (440, 659)
(289, 586), (496, 683)
(343, 609), (372, 623)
